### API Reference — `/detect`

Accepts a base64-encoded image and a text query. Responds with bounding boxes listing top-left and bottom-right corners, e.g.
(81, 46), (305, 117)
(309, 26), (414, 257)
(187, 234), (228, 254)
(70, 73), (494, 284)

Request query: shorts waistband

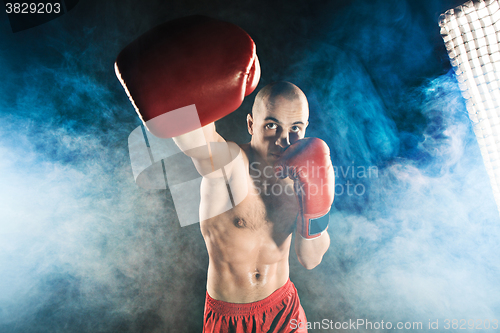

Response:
(205, 278), (295, 316)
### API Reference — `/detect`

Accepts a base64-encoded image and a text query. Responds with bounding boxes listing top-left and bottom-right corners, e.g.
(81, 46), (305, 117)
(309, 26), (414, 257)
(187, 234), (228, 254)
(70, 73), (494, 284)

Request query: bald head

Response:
(247, 81), (309, 162)
(251, 81), (308, 117)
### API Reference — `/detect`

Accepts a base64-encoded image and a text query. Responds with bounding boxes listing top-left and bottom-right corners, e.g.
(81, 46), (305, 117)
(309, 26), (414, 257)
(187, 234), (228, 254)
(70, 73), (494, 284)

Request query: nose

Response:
(275, 130), (290, 149)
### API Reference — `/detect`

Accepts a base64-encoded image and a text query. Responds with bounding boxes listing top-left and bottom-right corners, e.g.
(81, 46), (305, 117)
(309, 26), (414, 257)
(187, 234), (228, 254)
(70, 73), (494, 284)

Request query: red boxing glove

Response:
(115, 15), (260, 138)
(275, 138), (335, 239)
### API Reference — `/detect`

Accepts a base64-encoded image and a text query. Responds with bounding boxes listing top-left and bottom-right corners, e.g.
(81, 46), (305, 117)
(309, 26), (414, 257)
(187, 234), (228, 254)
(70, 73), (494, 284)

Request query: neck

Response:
(248, 142), (273, 168)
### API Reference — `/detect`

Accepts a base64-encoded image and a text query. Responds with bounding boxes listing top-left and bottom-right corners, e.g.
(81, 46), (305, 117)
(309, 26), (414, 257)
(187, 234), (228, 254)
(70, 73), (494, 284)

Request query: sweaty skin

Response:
(173, 85), (330, 303)
(201, 142), (299, 303)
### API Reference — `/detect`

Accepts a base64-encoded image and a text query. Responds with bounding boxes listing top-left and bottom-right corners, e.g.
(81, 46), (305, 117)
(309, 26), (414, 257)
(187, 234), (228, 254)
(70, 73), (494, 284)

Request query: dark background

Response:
(1, 0), (500, 332)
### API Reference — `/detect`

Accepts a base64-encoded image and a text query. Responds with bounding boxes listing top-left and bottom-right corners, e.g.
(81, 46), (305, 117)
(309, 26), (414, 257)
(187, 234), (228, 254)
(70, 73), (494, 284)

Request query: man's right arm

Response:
(114, 15), (259, 214)
(172, 122), (241, 180)
(173, 122), (223, 176)
(173, 122), (248, 221)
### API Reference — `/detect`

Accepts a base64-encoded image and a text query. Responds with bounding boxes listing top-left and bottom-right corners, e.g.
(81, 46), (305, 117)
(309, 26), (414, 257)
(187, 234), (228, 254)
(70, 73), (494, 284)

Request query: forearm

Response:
(295, 227), (330, 270)
(172, 123), (239, 178)
(172, 122), (222, 159)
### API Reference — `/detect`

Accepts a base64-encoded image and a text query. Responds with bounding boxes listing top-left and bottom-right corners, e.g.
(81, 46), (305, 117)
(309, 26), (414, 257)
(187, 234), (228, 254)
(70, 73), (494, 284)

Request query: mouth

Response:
(270, 153), (281, 159)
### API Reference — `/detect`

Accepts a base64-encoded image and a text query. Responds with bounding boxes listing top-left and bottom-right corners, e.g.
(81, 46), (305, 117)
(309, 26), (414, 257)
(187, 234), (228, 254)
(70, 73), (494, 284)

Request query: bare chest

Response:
(231, 172), (299, 235)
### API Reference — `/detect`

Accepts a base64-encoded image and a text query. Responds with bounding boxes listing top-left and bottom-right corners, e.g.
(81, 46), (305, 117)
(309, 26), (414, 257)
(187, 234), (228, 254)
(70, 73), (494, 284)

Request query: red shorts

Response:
(203, 279), (308, 333)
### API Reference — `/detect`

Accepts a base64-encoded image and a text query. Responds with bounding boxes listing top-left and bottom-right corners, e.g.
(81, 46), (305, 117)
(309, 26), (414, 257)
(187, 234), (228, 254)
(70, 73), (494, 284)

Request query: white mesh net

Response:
(439, 0), (500, 213)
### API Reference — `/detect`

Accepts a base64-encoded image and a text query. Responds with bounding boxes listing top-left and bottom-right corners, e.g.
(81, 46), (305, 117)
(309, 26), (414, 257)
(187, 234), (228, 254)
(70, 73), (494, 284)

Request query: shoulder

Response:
(238, 143), (252, 166)
(239, 142), (250, 152)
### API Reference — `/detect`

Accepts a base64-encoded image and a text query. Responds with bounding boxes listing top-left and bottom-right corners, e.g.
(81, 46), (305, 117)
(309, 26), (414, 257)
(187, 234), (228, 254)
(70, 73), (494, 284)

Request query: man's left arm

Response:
(295, 228), (330, 269)
(275, 137), (335, 270)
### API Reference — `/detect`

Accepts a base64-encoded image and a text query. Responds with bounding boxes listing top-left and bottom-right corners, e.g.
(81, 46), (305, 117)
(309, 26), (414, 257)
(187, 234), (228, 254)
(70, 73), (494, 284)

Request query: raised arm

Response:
(115, 15), (261, 225)
(172, 122), (228, 177)
(275, 138), (335, 269)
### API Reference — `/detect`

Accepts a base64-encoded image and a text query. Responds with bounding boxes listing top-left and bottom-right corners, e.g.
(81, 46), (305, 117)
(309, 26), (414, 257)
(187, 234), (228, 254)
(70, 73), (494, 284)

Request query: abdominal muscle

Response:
(205, 240), (291, 303)
(200, 194), (293, 303)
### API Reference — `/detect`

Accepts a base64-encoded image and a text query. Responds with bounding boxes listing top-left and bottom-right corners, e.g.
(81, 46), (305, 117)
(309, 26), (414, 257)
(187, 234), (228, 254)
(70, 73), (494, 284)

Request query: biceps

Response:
(172, 123), (226, 175)
(193, 141), (242, 180)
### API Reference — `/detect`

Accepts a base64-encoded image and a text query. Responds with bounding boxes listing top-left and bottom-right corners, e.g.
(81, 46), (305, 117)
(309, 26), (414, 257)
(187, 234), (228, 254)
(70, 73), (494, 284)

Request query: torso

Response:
(199, 143), (299, 303)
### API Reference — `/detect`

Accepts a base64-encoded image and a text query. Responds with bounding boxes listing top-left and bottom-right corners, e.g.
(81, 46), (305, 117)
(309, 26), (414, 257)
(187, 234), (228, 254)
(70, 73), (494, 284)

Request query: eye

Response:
(265, 123), (277, 130)
(291, 126), (301, 133)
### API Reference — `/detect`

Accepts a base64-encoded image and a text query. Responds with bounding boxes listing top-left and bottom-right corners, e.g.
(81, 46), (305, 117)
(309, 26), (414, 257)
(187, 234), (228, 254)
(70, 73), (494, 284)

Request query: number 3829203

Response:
(6, 3), (61, 14)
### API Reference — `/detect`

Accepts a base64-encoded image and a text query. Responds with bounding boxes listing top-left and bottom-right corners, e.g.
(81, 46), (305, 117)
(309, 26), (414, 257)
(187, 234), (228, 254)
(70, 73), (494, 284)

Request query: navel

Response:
(248, 268), (263, 286)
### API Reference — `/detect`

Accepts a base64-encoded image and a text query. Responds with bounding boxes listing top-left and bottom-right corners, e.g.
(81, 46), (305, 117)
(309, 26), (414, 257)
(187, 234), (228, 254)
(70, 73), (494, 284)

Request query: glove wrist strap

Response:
(298, 211), (330, 239)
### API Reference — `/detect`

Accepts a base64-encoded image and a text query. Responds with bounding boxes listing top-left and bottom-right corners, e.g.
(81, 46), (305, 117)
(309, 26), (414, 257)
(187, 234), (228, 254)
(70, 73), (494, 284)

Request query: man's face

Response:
(248, 96), (309, 163)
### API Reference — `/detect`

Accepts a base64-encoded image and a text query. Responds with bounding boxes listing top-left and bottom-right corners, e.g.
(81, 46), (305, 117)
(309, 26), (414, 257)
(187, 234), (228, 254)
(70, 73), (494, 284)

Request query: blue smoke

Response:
(0, 0), (499, 332)
(302, 71), (500, 328)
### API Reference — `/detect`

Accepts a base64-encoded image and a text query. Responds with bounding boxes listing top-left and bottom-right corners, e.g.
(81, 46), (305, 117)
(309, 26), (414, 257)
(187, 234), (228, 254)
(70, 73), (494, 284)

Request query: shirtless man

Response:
(115, 16), (335, 332)
(173, 81), (333, 333)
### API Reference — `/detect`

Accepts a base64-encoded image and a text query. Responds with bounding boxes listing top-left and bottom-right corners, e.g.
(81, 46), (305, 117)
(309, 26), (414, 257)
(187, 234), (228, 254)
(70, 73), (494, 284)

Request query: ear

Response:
(247, 113), (254, 135)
